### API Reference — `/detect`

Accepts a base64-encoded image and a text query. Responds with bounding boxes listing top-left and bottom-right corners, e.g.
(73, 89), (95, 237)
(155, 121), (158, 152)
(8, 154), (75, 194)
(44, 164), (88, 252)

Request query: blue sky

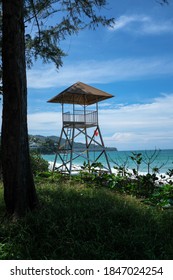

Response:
(26, 0), (173, 151)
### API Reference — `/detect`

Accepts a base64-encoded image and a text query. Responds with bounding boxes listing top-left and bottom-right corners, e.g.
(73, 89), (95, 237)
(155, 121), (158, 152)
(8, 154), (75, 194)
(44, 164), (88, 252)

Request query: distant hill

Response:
(29, 135), (117, 154)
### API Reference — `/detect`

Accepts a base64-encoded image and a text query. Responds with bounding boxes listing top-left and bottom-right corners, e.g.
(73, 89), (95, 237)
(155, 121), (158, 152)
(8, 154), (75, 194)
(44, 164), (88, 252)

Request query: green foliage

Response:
(1, 181), (173, 260)
(167, 169), (173, 177)
(113, 165), (131, 177)
(127, 173), (158, 198)
(35, 171), (52, 178)
(40, 138), (56, 154)
(142, 149), (162, 174)
(29, 135), (57, 154)
(81, 161), (104, 172)
(78, 160), (173, 207)
(30, 152), (49, 175)
(145, 184), (173, 207)
(29, 135), (109, 154)
(79, 161), (104, 186)
(112, 149), (165, 177)
(79, 161), (158, 198)
(130, 152), (142, 175)
(24, 0), (114, 68)
(99, 172), (117, 189)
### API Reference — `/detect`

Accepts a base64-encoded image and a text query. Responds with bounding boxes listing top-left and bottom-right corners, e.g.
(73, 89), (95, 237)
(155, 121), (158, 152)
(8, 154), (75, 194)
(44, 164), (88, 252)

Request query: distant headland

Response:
(29, 135), (117, 154)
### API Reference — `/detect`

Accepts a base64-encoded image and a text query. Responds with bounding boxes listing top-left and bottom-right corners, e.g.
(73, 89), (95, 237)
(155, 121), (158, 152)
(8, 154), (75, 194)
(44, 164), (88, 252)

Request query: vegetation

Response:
(30, 152), (49, 175)
(78, 155), (173, 208)
(0, 174), (173, 260)
(29, 135), (117, 154)
(0, 148), (173, 260)
(30, 149), (173, 209)
(109, 149), (167, 177)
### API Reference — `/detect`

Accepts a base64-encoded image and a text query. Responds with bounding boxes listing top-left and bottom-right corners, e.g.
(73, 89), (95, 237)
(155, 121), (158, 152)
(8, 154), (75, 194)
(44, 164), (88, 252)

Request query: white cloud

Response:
(28, 93), (173, 150)
(110, 14), (173, 35)
(28, 112), (62, 135)
(142, 20), (173, 35)
(98, 93), (173, 150)
(27, 57), (173, 89)
(109, 15), (149, 31)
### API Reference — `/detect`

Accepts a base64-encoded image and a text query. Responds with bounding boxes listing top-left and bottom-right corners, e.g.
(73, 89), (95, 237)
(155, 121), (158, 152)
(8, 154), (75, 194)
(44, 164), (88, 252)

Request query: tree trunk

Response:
(2, 0), (38, 217)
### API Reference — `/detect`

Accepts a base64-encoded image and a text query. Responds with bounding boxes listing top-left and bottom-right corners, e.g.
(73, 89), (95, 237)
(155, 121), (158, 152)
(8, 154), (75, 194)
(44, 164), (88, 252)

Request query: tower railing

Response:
(63, 110), (98, 125)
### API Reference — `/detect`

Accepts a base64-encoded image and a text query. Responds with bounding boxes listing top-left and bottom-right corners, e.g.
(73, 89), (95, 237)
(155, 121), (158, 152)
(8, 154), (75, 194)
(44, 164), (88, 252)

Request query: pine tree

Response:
(1, 0), (113, 217)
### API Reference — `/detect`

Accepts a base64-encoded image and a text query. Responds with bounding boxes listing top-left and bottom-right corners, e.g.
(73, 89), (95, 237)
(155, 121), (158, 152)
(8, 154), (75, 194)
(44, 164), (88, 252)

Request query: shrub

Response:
(133, 173), (158, 198)
(145, 184), (173, 207)
(30, 152), (49, 175)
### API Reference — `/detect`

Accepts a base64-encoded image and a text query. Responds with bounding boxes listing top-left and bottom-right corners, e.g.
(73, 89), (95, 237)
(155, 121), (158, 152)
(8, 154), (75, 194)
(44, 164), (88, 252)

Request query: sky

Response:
(24, 0), (173, 150)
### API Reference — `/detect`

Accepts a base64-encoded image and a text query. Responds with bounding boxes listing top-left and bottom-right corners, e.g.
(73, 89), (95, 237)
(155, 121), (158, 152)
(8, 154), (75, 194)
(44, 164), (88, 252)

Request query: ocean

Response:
(42, 149), (173, 174)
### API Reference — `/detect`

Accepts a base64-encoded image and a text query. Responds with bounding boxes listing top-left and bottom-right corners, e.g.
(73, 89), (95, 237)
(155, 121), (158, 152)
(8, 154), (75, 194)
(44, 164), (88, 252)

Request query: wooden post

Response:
(62, 103), (64, 124)
(84, 126), (90, 167)
(97, 125), (112, 173)
(69, 126), (75, 175)
(96, 102), (98, 125)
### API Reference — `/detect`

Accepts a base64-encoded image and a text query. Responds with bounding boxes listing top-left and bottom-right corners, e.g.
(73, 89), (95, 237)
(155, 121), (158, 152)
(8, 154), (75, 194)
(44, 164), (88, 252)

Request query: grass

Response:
(0, 178), (173, 260)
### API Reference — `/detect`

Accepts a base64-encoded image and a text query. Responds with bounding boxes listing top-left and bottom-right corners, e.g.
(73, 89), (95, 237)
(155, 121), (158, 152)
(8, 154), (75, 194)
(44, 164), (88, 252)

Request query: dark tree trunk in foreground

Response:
(2, 0), (38, 217)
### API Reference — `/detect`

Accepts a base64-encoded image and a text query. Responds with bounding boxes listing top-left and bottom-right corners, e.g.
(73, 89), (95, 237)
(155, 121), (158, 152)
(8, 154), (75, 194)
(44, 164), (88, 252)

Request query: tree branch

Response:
(29, 0), (41, 42)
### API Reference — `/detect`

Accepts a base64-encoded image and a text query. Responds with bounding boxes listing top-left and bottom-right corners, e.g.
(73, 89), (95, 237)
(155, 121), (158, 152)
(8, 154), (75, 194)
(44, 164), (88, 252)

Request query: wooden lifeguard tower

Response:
(47, 82), (114, 174)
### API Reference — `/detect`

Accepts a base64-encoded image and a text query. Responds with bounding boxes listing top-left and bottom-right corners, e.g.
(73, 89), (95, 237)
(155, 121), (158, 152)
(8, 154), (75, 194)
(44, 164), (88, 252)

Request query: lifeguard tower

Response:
(47, 82), (113, 174)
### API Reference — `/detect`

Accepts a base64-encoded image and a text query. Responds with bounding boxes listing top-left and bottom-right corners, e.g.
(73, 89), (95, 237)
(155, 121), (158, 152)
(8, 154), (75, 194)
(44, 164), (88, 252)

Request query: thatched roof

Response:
(47, 82), (114, 105)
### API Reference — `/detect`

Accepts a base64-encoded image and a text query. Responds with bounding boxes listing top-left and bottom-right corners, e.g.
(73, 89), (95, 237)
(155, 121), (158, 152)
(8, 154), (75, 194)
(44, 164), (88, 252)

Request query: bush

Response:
(145, 184), (173, 207)
(30, 152), (49, 175)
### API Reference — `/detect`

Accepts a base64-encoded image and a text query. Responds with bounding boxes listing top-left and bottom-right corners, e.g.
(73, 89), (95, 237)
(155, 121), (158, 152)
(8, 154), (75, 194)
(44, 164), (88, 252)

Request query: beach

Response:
(42, 149), (173, 174)
(46, 156), (173, 185)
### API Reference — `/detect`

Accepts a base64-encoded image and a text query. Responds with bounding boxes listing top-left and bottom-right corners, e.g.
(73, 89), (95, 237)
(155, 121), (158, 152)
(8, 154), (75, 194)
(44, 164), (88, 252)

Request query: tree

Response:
(2, 0), (38, 217)
(1, 0), (113, 217)
(24, 0), (114, 68)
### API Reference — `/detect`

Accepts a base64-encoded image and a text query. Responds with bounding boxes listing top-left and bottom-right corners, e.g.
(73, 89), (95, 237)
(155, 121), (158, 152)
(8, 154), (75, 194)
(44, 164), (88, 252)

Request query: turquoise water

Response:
(42, 149), (173, 174)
